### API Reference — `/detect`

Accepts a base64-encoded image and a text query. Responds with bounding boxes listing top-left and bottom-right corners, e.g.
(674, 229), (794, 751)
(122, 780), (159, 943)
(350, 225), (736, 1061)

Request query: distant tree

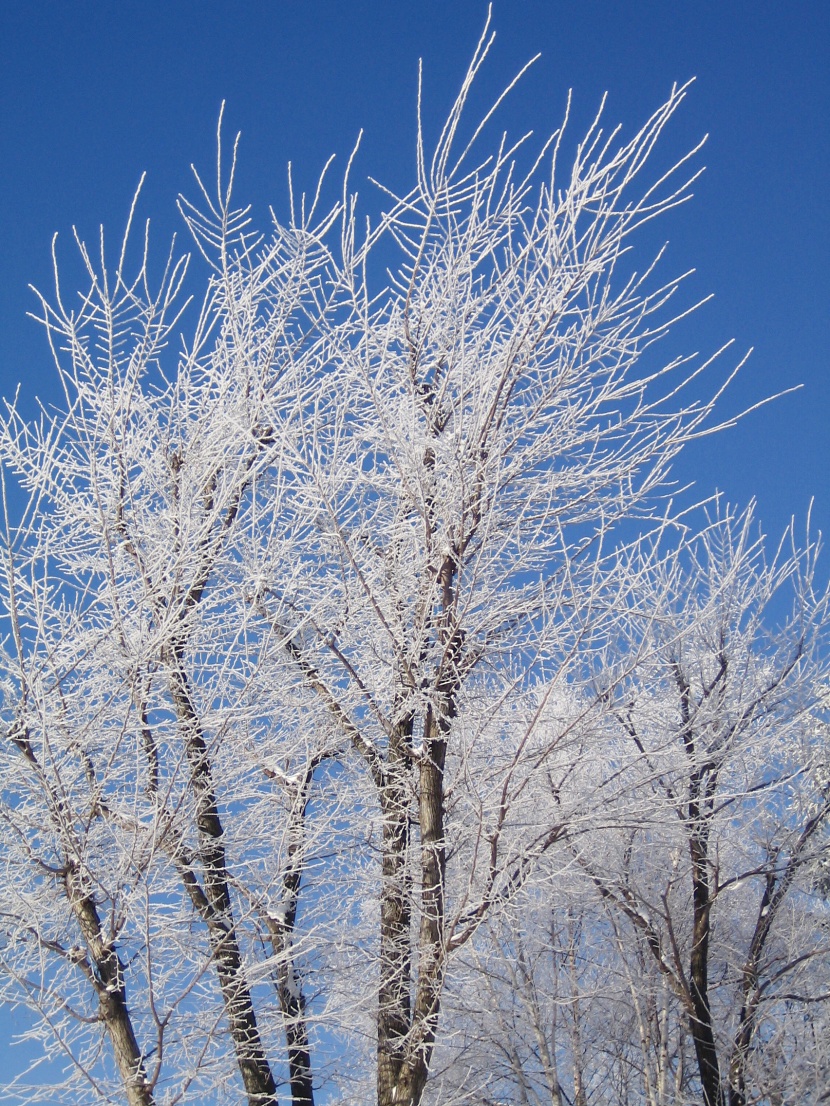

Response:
(1, 17), (825, 1106)
(583, 507), (830, 1106)
(434, 508), (829, 1106)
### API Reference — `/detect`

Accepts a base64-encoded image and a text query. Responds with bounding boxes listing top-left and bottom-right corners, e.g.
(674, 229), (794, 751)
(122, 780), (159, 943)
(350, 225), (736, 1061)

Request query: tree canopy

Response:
(1, 23), (827, 1106)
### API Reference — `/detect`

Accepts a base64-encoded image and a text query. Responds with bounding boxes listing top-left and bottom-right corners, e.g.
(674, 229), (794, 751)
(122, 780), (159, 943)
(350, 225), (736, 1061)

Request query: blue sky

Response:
(1, 1), (827, 547)
(0, 1), (827, 1090)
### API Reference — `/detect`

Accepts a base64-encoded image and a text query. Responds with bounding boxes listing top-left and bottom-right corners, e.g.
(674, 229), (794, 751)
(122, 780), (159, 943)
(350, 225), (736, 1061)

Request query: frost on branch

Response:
(0, 18), (827, 1106)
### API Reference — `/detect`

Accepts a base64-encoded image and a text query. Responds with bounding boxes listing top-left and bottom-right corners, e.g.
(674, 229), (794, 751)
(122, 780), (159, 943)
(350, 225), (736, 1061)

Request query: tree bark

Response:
(169, 656), (279, 1106)
(675, 663), (724, 1106)
(688, 826), (723, 1106)
(411, 724), (448, 1094)
(377, 719), (415, 1106)
(267, 764), (317, 1106)
(378, 552), (462, 1106)
(66, 864), (155, 1106)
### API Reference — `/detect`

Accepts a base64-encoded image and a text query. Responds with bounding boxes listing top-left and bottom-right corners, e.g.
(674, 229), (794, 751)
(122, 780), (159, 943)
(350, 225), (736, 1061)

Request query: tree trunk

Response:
(677, 664), (724, 1106)
(688, 828), (723, 1106)
(726, 801), (830, 1106)
(406, 728), (448, 1105)
(377, 721), (415, 1106)
(66, 865), (155, 1106)
(268, 766), (316, 1106)
(169, 658), (279, 1106)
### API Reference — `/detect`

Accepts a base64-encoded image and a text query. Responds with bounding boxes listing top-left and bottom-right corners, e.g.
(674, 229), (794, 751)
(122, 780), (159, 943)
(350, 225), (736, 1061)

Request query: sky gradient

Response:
(0, 0), (828, 1091)
(1, 1), (827, 545)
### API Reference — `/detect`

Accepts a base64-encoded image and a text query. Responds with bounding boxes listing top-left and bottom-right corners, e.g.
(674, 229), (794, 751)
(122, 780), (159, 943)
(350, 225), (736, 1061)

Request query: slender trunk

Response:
(517, 930), (563, 1106)
(727, 868), (786, 1106)
(688, 827), (723, 1106)
(676, 665), (724, 1106)
(407, 724), (447, 1103)
(377, 720), (414, 1106)
(566, 920), (588, 1106)
(383, 555), (460, 1106)
(267, 766), (316, 1106)
(283, 1004), (314, 1106)
(547, 918), (565, 1106)
(377, 541), (459, 1106)
(376, 716), (449, 1106)
(376, 724), (447, 1106)
(12, 722), (155, 1106)
(727, 798), (830, 1106)
(615, 926), (657, 1106)
(657, 978), (671, 1106)
(271, 923), (314, 1106)
(169, 657), (279, 1106)
(66, 864), (155, 1106)
(726, 880), (769, 1106)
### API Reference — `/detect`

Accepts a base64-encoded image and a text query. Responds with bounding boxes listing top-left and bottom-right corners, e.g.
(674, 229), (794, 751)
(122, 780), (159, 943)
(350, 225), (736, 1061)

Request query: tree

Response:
(582, 506), (830, 1106)
(0, 19), (825, 1106)
(435, 507), (829, 1106)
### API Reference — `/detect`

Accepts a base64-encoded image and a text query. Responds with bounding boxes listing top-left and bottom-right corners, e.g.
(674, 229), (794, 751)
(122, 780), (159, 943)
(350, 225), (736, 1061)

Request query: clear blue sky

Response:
(0, 1), (827, 1089)
(1, 1), (827, 546)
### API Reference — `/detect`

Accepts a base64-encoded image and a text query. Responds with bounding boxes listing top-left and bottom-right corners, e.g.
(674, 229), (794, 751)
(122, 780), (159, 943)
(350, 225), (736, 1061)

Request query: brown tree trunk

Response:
(169, 657), (279, 1106)
(375, 734), (448, 1106)
(12, 721), (156, 1106)
(408, 726), (447, 1103)
(267, 765), (317, 1106)
(676, 665), (724, 1106)
(378, 553), (460, 1106)
(66, 864), (155, 1106)
(376, 527), (460, 1106)
(688, 842), (723, 1106)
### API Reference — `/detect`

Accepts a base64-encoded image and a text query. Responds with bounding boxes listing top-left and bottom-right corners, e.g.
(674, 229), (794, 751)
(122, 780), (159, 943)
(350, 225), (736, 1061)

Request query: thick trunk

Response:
(169, 658), (279, 1106)
(66, 865), (155, 1106)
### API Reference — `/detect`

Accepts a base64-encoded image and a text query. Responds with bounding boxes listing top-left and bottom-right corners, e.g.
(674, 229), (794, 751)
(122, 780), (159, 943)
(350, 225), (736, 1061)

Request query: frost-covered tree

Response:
(584, 507), (830, 1106)
(436, 508), (829, 1106)
(1, 18), (826, 1106)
